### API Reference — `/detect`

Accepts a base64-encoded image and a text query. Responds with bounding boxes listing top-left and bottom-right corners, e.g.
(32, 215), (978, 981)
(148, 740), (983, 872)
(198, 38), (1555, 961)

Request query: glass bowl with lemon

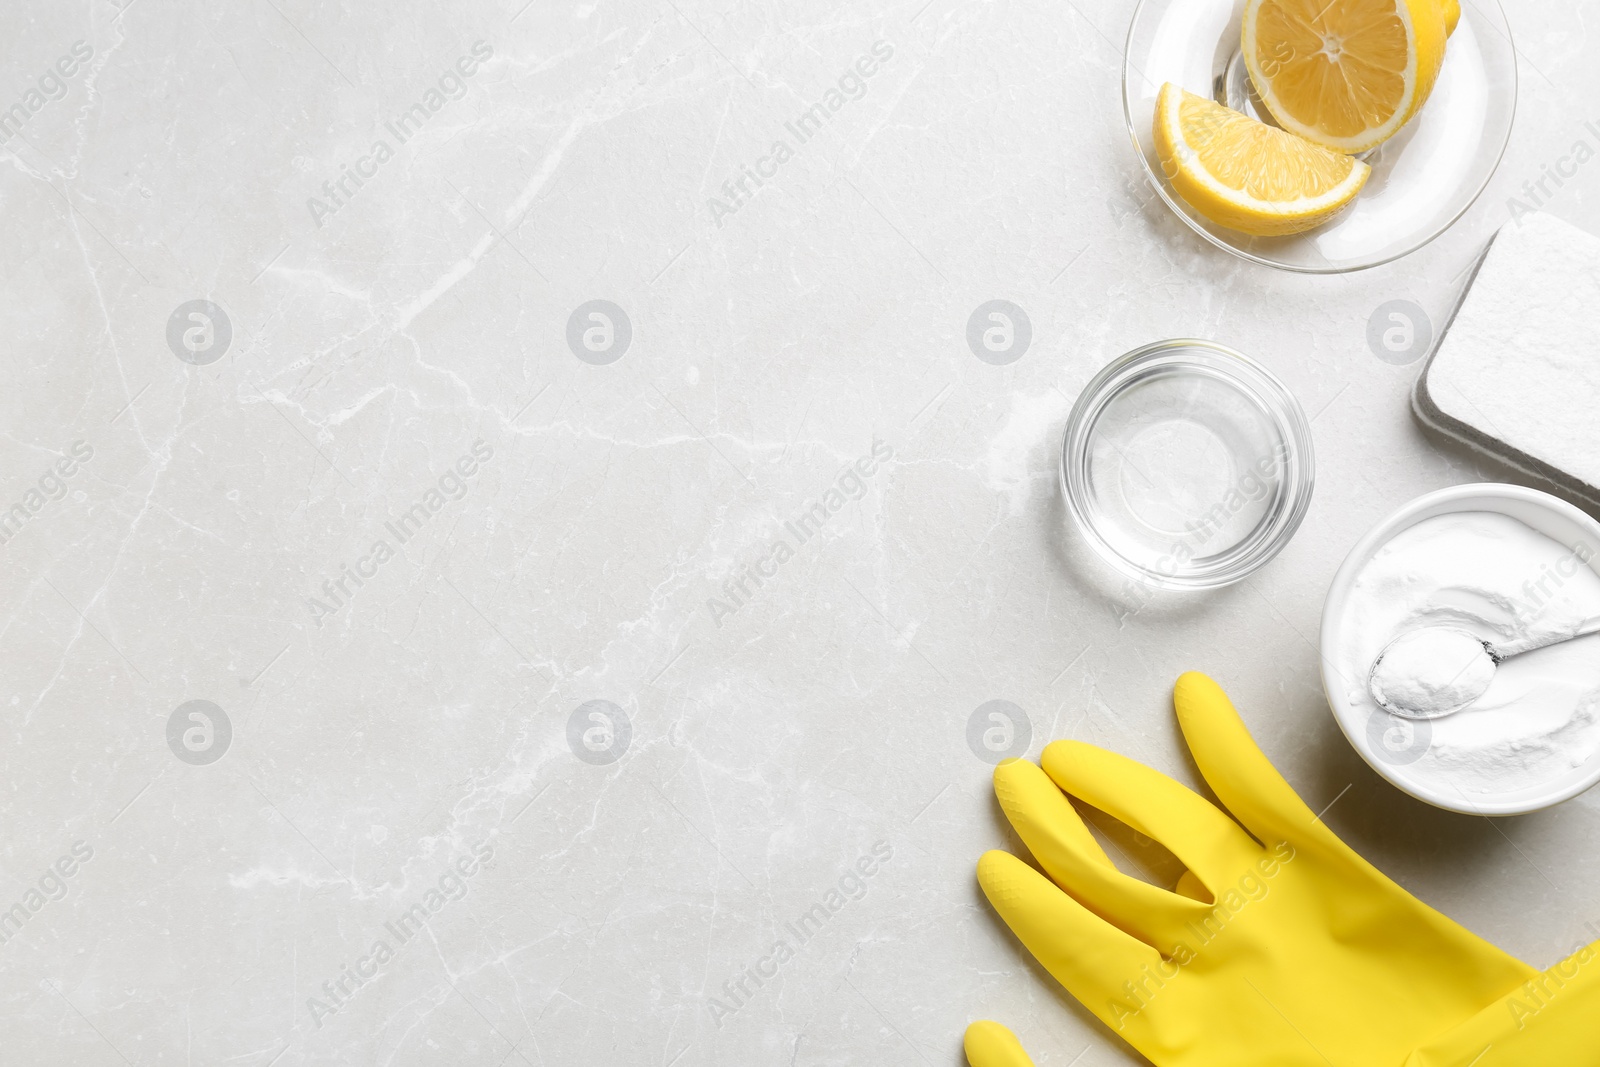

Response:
(1124, 0), (1516, 272)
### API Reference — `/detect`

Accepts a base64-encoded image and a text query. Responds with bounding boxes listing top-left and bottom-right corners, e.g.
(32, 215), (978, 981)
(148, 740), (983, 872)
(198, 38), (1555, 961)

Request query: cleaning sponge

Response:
(1413, 212), (1600, 512)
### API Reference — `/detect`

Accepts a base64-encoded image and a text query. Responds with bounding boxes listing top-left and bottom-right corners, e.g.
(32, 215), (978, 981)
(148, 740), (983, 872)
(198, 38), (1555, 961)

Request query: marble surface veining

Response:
(2, 1), (1599, 1064)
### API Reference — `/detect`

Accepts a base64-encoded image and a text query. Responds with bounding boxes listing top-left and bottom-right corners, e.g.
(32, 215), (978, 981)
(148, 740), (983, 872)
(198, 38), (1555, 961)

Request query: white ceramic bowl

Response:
(1321, 484), (1600, 815)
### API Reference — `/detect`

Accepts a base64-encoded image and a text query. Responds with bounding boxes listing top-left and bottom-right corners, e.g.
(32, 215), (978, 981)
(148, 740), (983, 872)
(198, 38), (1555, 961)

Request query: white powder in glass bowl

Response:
(1331, 511), (1600, 797)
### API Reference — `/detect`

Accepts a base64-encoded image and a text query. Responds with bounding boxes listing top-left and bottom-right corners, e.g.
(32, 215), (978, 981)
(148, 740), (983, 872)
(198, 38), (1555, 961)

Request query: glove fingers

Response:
(995, 756), (1114, 867)
(977, 849), (1161, 1039)
(963, 1020), (1035, 1067)
(1173, 672), (1318, 847)
(1041, 740), (1261, 892)
(995, 757), (1211, 954)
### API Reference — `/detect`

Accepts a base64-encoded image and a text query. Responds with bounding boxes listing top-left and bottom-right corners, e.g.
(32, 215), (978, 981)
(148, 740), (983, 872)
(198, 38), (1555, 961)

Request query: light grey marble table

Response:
(3, 2), (1598, 1064)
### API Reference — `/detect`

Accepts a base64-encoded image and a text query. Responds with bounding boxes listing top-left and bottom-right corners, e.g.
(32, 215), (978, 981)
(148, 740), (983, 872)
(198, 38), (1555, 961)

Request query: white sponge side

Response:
(1414, 212), (1600, 510)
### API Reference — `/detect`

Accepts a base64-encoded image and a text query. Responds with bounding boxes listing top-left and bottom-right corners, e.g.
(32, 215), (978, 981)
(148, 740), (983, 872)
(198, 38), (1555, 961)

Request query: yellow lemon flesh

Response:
(1153, 83), (1370, 237)
(1243, 0), (1458, 154)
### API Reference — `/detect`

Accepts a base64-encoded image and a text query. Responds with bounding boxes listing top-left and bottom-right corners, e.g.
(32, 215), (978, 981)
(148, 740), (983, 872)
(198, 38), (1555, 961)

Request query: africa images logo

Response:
(703, 439), (894, 628)
(305, 439), (494, 625)
(0, 40), (93, 145)
(707, 841), (893, 1027)
(706, 41), (895, 228)
(305, 841), (495, 1027)
(306, 42), (494, 228)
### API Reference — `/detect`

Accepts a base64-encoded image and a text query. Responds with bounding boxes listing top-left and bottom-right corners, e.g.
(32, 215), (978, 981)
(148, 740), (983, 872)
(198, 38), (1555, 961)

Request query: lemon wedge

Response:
(1243, 0), (1458, 154)
(1153, 83), (1370, 237)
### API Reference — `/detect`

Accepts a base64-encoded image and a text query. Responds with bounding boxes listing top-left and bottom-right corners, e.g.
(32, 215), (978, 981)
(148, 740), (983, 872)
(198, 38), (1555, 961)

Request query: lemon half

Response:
(1153, 83), (1370, 237)
(1243, 0), (1458, 154)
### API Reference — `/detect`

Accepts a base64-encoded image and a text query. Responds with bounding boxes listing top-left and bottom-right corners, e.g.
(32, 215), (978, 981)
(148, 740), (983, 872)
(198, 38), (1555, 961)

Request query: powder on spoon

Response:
(1370, 627), (1497, 720)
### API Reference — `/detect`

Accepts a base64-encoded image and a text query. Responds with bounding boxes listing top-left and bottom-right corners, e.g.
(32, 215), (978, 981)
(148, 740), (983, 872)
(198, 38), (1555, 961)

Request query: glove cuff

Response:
(1405, 941), (1600, 1067)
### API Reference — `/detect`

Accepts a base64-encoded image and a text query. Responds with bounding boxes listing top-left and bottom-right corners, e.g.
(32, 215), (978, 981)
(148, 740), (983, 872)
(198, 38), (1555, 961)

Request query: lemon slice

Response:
(1153, 83), (1369, 237)
(1243, 0), (1458, 154)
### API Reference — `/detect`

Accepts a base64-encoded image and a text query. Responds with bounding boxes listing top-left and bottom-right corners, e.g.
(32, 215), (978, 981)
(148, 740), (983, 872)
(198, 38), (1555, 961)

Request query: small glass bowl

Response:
(1060, 340), (1315, 589)
(1123, 0), (1517, 273)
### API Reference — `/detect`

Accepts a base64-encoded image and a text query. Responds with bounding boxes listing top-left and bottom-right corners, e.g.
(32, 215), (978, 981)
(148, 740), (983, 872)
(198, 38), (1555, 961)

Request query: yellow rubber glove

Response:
(970, 673), (1600, 1066)
(963, 1020), (1033, 1067)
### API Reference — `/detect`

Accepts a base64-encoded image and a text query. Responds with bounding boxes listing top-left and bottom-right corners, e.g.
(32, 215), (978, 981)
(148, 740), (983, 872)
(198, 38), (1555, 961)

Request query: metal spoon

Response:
(1369, 615), (1600, 721)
